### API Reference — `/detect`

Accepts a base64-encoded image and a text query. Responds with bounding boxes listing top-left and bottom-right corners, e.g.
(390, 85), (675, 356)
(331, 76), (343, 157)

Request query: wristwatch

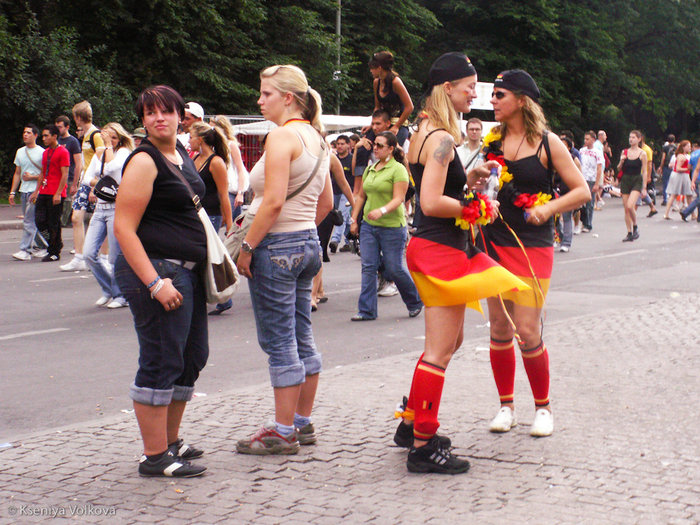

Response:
(241, 241), (254, 254)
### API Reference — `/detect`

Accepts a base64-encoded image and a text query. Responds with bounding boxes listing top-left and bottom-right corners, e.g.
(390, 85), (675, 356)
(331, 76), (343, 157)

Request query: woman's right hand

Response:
(151, 278), (183, 311)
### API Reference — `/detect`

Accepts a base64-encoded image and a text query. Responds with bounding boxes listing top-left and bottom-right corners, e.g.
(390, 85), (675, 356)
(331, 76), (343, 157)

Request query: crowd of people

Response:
(7, 49), (697, 479)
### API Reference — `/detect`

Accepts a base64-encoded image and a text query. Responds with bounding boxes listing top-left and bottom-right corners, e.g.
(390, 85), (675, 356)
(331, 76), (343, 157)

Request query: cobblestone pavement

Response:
(2, 290), (699, 524)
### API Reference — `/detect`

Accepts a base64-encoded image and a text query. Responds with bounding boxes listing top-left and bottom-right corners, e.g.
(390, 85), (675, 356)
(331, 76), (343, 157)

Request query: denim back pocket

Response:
(266, 240), (307, 277)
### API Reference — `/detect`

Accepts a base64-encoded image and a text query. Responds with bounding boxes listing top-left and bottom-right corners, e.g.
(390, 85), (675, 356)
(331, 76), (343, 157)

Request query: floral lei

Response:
(481, 129), (552, 211)
(455, 191), (495, 229)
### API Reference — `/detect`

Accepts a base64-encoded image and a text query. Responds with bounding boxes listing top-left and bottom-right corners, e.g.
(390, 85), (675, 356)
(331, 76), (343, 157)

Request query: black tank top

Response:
(622, 155), (642, 176)
(197, 154), (221, 216)
(376, 76), (404, 119)
(410, 129), (467, 250)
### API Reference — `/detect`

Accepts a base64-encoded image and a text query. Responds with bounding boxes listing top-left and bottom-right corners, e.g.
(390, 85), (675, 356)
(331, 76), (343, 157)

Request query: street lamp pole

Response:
(335, 0), (341, 115)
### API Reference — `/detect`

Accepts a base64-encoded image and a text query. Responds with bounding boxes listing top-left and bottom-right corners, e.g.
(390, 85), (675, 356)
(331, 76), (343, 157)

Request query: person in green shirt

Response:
(349, 131), (422, 321)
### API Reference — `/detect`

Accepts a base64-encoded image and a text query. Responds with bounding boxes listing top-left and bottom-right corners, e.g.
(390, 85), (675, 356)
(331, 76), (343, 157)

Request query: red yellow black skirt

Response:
(406, 237), (530, 313)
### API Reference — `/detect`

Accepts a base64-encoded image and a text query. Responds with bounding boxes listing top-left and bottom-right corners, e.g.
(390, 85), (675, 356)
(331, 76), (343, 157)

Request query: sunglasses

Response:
(491, 91), (507, 99)
(374, 143), (388, 149)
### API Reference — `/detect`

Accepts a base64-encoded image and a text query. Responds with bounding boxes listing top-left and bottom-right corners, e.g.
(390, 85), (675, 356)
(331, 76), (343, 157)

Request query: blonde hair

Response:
(260, 64), (324, 133)
(421, 83), (461, 144)
(72, 100), (93, 123)
(190, 121), (230, 165)
(102, 122), (134, 151)
(497, 95), (548, 146)
(210, 115), (238, 145)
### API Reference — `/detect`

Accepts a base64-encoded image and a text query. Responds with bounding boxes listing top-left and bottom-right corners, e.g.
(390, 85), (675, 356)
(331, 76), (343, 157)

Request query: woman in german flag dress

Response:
(394, 53), (530, 475)
(481, 70), (589, 437)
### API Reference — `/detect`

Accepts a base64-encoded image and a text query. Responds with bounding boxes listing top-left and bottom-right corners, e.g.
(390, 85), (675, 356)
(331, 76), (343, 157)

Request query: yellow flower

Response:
(482, 129), (502, 149)
(534, 192), (552, 206)
(455, 217), (471, 230)
(498, 167), (513, 189)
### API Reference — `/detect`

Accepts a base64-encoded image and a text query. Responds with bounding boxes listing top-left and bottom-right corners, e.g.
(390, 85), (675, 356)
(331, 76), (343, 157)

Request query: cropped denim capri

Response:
(115, 255), (209, 406)
(248, 229), (323, 388)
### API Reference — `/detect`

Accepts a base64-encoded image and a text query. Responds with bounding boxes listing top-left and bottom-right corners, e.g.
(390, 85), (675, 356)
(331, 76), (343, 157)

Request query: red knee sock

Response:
(490, 337), (516, 405)
(520, 340), (550, 407)
(403, 352), (424, 421)
(411, 359), (445, 440)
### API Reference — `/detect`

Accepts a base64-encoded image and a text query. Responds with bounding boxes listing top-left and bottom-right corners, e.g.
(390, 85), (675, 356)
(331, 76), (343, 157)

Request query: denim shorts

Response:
(115, 255), (209, 406)
(248, 229), (323, 388)
(72, 183), (96, 213)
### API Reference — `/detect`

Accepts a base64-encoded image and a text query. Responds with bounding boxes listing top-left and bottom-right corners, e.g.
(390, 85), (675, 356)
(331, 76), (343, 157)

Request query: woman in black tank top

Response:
(367, 51), (413, 144)
(483, 70), (589, 438)
(394, 52), (521, 476)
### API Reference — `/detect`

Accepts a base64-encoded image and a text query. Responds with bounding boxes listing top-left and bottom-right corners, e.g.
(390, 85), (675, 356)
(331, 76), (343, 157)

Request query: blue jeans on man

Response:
(681, 184), (700, 222)
(330, 194), (352, 245)
(19, 191), (46, 252)
(580, 180), (595, 230)
(248, 229), (323, 388)
(357, 223), (422, 319)
(560, 210), (573, 248)
(84, 205), (123, 299)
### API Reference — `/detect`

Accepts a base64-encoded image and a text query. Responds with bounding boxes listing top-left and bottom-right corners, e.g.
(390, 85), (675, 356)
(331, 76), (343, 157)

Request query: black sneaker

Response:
(138, 450), (206, 477)
(338, 244), (352, 252)
(169, 438), (204, 460)
(407, 435), (470, 475)
(622, 232), (634, 242)
(42, 254), (60, 262)
(393, 420), (452, 449)
(329, 241), (338, 253)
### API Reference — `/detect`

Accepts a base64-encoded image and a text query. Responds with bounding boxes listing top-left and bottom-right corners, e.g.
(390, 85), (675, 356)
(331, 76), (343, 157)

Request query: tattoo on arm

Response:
(433, 136), (454, 166)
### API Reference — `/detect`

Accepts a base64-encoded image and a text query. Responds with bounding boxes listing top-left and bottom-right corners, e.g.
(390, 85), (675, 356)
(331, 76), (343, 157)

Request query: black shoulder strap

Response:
(87, 128), (99, 152)
(416, 128), (446, 162)
(540, 131), (554, 191)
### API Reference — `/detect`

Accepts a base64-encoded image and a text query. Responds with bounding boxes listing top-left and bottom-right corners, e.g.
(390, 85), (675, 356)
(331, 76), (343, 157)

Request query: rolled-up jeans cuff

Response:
(129, 383), (173, 406)
(269, 362), (306, 388)
(301, 354), (322, 377)
(172, 384), (195, 402)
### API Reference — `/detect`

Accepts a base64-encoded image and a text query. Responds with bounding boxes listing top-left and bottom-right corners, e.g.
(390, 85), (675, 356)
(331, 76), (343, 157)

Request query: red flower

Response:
(486, 153), (506, 166)
(513, 193), (537, 208)
(461, 200), (482, 222)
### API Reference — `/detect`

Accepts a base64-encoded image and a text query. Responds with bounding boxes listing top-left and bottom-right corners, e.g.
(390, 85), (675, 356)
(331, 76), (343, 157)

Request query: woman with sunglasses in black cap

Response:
(481, 70), (589, 438)
(393, 53), (528, 475)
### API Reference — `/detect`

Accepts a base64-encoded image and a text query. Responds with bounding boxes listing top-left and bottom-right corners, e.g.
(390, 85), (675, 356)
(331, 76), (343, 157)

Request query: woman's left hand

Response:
(237, 250), (253, 279)
(234, 193), (244, 207)
(367, 208), (383, 221)
(525, 203), (552, 226)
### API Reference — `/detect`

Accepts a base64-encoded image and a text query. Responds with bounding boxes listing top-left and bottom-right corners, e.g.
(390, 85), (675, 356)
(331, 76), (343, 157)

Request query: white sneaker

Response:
(530, 408), (554, 437)
(107, 297), (128, 309)
(70, 249), (75, 255)
(378, 283), (399, 297)
(95, 296), (111, 307)
(32, 249), (48, 258)
(559, 246), (569, 253)
(573, 224), (582, 235)
(12, 250), (32, 261)
(489, 406), (517, 433)
(59, 257), (87, 272)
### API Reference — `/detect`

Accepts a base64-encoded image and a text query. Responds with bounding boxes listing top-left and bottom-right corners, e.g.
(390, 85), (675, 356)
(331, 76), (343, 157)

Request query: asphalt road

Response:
(1, 197), (698, 443)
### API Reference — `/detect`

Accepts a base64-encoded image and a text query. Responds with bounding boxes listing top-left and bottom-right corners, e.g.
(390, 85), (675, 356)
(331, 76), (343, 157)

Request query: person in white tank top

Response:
(236, 65), (334, 456)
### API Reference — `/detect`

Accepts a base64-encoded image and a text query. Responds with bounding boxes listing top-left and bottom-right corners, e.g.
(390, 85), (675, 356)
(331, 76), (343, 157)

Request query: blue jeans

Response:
(115, 255), (209, 406)
(248, 229), (323, 388)
(662, 167), (672, 202)
(580, 180), (595, 230)
(358, 223), (422, 318)
(84, 205), (122, 299)
(682, 186), (700, 220)
(560, 210), (573, 248)
(330, 194), (352, 244)
(228, 193), (242, 221)
(19, 191), (46, 252)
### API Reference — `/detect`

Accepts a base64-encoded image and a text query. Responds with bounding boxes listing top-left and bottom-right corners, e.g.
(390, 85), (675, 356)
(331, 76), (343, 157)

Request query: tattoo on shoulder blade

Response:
(433, 136), (454, 165)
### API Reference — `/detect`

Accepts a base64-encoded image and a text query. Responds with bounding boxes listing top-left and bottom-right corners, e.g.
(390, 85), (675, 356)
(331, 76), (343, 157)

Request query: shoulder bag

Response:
(94, 153), (119, 202)
(224, 137), (327, 262)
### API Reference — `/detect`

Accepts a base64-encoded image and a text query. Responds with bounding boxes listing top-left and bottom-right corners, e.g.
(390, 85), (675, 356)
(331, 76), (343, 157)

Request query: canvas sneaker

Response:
(378, 282), (399, 297)
(138, 449), (206, 478)
(60, 257), (87, 272)
(236, 421), (300, 455)
(406, 435), (470, 475)
(530, 409), (553, 437)
(95, 296), (112, 307)
(107, 297), (128, 309)
(489, 406), (517, 433)
(12, 250), (31, 261)
(32, 249), (48, 258)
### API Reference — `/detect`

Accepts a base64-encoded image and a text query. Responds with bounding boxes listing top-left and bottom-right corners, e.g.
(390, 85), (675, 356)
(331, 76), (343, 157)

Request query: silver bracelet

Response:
(150, 279), (165, 299)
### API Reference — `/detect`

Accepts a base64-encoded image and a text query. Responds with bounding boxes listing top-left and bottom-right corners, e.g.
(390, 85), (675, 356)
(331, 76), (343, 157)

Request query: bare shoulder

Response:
(427, 130), (455, 166)
(123, 151), (156, 176)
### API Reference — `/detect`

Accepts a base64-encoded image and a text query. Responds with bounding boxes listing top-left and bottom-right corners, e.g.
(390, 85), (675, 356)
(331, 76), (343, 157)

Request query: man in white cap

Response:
(177, 101), (204, 157)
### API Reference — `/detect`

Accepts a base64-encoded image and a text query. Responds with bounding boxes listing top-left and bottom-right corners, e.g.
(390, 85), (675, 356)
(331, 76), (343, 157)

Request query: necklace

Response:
(283, 118), (310, 126)
(511, 134), (527, 160)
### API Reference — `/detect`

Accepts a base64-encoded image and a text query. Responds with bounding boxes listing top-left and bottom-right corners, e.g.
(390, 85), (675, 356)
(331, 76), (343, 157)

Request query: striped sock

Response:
(411, 359), (446, 440)
(490, 337), (516, 405)
(520, 340), (550, 408)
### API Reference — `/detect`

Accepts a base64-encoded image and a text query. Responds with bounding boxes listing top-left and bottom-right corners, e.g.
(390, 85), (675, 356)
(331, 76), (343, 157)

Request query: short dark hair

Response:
(349, 133), (360, 143)
(560, 130), (574, 141)
(55, 115), (70, 127)
(24, 124), (39, 136)
(466, 117), (482, 129)
(371, 109), (391, 122)
(667, 134), (675, 142)
(561, 135), (573, 149)
(336, 134), (349, 144)
(135, 85), (185, 121)
(42, 124), (59, 137)
(585, 130), (596, 139)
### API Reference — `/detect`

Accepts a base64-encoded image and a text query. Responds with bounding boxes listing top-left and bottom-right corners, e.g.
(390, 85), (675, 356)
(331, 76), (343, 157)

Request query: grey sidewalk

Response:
(0, 204), (23, 231)
(2, 292), (699, 524)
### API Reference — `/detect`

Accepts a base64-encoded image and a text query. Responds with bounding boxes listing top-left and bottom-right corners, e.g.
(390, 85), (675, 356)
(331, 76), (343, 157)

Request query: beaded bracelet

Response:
(146, 276), (161, 289)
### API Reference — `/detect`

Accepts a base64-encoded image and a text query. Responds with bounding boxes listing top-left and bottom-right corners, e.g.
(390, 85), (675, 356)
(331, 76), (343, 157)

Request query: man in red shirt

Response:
(30, 125), (70, 262)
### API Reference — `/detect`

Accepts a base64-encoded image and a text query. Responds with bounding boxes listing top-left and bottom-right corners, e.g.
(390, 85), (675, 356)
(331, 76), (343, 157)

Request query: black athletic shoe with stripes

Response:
(393, 396), (452, 449)
(138, 450), (206, 478)
(168, 438), (204, 460)
(406, 435), (470, 475)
